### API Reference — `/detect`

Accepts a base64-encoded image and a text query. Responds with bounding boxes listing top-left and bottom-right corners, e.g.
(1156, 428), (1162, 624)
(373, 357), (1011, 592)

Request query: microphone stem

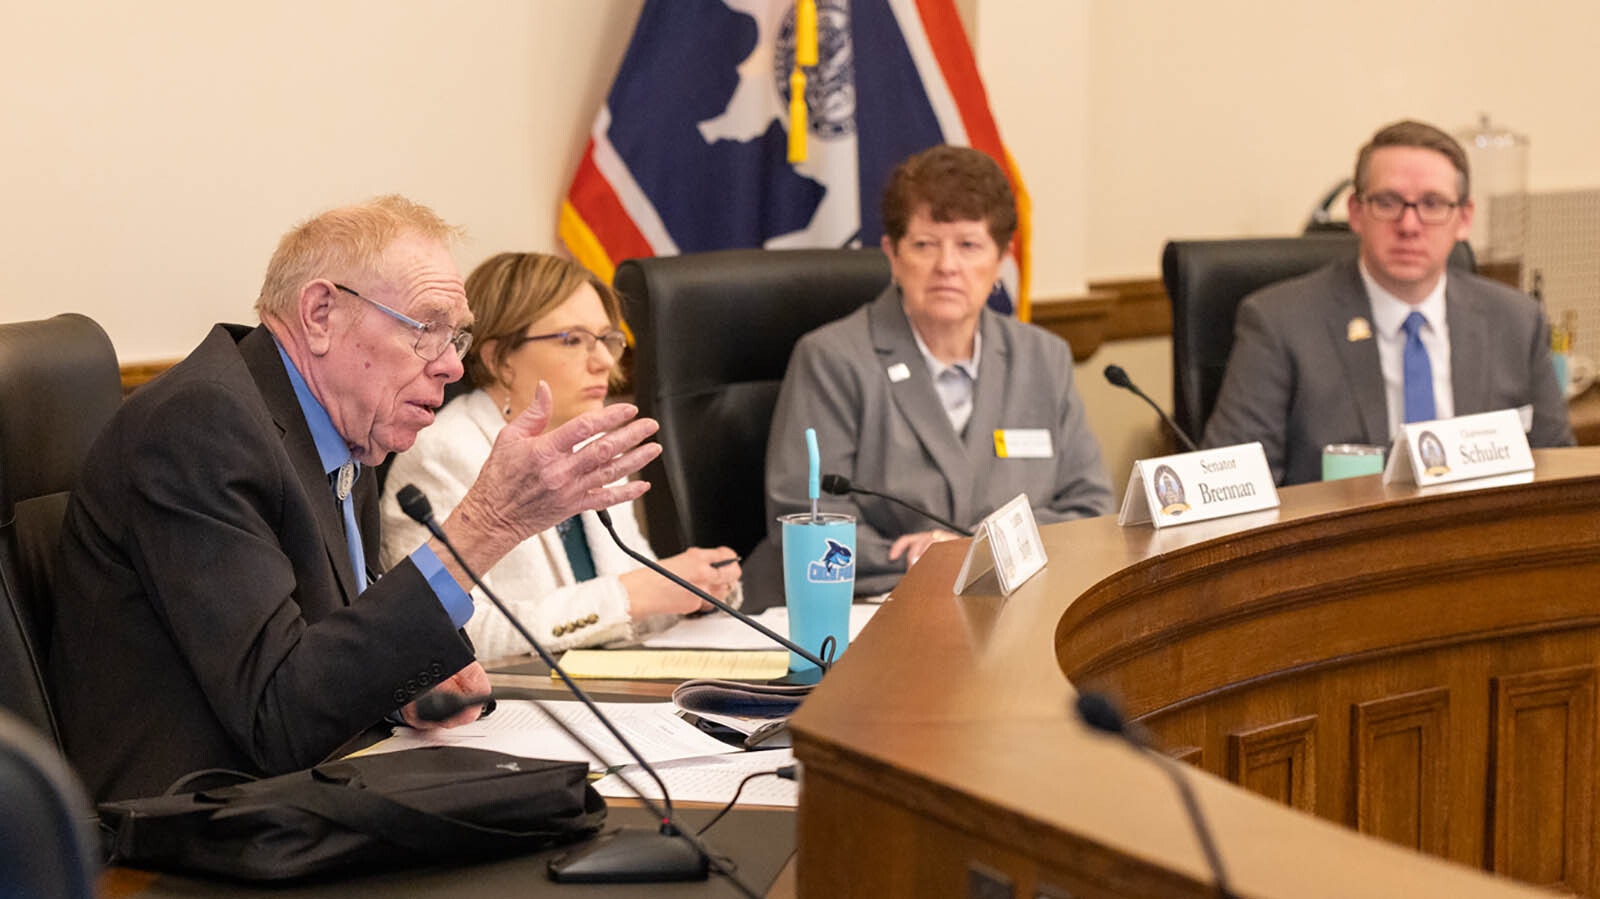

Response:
(1128, 384), (1199, 453)
(426, 520), (681, 822)
(853, 487), (973, 537)
(1149, 749), (1236, 899)
(595, 512), (831, 672)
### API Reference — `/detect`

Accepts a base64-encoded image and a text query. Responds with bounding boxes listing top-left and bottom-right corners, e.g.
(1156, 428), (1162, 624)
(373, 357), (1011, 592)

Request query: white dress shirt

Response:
(909, 324), (982, 435)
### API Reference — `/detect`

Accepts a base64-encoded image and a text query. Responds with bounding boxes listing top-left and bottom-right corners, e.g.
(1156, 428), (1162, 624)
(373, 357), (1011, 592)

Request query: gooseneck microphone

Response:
(1076, 692), (1236, 899)
(819, 473), (974, 537)
(412, 690), (493, 723)
(1103, 364), (1199, 453)
(594, 510), (833, 672)
(398, 486), (755, 894)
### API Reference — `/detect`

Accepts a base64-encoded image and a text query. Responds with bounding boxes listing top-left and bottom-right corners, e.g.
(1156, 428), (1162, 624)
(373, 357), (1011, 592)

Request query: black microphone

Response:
(818, 473), (973, 537)
(400, 485), (754, 892)
(594, 510), (833, 672)
(1103, 364), (1199, 453)
(412, 691), (493, 723)
(1075, 692), (1236, 899)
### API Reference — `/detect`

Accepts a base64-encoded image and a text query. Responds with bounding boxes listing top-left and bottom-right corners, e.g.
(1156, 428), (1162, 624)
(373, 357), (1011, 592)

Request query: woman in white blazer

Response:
(380, 253), (741, 658)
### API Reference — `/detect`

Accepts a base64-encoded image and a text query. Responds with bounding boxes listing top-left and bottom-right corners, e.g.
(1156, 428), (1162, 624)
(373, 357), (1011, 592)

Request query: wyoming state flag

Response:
(559, 0), (1032, 317)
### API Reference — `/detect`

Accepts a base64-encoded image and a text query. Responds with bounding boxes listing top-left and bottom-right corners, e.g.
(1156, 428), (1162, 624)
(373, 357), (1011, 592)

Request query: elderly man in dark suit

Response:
(1204, 120), (1573, 486)
(49, 196), (660, 802)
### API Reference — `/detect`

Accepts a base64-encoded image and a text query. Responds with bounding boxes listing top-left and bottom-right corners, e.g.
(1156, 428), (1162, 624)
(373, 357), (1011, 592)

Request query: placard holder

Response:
(1382, 408), (1533, 487)
(954, 494), (1045, 596)
(1118, 442), (1278, 529)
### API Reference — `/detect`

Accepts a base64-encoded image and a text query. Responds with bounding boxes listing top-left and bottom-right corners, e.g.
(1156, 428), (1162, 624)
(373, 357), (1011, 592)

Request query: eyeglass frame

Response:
(1356, 191), (1465, 226)
(510, 328), (628, 360)
(332, 283), (472, 361)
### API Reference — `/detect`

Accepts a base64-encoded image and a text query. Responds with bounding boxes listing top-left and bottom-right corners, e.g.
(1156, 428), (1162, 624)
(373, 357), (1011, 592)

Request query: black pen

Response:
(711, 555), (741, 569)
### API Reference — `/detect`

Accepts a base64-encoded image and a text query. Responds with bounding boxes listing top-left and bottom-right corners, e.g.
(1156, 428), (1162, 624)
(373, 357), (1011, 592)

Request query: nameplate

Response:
(1117, 443), (1279, 529)
(954, 493), (1046, 596)
(1382, 408), (1533, 487)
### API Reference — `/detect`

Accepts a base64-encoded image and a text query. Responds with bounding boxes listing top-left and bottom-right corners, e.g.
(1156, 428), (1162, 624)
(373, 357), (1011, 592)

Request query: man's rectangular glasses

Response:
(1359, 192), (1461, 226)
(333, 283), (472, 361)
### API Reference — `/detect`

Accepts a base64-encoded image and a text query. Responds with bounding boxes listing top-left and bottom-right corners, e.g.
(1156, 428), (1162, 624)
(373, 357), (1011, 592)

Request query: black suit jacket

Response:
(49, 324), (475, 801)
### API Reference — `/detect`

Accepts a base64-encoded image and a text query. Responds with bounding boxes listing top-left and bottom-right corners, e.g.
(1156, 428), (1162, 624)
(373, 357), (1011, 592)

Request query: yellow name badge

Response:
(993, 428), (1053, 459)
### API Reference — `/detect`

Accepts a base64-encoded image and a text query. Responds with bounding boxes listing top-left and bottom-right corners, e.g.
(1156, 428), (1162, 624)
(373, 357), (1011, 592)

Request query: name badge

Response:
(953, 493), (1046, 596)
(1118, 442), (1279, 529)
(994, 429), (1053, 459)
(1382, 408), (1533, 487)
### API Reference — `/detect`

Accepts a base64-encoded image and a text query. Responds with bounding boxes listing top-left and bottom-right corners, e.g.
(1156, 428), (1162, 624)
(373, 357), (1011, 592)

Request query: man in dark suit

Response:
(49, 196), (660, 802)
(1204, 120), (1573, 485)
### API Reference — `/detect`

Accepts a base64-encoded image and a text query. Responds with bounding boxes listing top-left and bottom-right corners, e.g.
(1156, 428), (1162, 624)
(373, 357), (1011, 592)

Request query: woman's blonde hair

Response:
(463, 252), (623, 389)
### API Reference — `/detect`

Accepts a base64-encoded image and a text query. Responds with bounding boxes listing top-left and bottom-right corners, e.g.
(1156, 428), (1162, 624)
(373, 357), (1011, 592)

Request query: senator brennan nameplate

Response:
(1117, 442), (1279, 529)
(1382, 408), (1533, 487)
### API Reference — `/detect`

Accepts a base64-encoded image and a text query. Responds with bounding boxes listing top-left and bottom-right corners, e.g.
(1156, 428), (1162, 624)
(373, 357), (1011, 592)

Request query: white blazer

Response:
(379, 389), (731, 658)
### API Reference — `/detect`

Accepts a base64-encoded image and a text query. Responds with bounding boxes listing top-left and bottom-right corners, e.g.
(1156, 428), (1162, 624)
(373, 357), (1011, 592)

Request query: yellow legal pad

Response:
(555, 649), (790, 681)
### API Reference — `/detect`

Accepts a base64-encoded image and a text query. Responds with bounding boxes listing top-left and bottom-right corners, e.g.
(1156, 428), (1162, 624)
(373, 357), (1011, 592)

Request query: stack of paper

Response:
(595, 748), (797, 807)
(363, 700), (736, 772)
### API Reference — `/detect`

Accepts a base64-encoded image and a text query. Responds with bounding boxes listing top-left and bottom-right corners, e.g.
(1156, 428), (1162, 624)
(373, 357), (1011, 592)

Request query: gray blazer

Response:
(1203, 259), (1573, 486)
(765, 287), (1113, 596)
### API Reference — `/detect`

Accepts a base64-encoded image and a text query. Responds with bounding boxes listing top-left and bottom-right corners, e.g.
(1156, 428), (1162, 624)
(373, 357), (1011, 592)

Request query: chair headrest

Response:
(0, 315), (121, 516)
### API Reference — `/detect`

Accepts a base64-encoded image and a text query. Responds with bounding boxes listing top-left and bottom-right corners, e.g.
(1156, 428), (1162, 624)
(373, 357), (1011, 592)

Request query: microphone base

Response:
(547, 826), (709, 884)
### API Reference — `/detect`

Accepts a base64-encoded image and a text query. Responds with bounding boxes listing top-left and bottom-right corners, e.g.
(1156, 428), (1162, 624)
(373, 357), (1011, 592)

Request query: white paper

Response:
(362, 700), (738, 772)
(594, 748), (798, 807)
(641, 604), (880, 650)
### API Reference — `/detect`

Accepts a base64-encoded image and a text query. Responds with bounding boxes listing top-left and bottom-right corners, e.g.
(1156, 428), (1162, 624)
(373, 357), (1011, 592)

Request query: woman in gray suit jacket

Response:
(765, 146), (1113, 597)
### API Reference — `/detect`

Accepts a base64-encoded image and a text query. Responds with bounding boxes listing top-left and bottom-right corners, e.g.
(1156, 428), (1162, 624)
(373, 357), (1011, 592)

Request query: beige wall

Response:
(1, 0), (643, 361)
(4, 1), (1596, 481)
(1085, 0), (1600, 281)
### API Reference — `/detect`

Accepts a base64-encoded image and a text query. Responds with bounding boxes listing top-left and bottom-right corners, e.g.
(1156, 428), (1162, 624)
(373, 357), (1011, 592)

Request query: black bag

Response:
(98, 746), (606, 881)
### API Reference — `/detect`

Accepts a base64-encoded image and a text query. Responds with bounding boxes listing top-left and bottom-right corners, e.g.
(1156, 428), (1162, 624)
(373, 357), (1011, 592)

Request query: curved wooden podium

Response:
(789, 448), (1600, 898)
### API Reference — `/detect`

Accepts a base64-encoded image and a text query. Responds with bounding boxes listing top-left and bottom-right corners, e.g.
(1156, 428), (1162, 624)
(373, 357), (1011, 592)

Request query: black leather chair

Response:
(0, 708), (98, 898)
(0, 314), (123, 745)
(1162, 235), (1476, 444)
(616, 248), (890, 561)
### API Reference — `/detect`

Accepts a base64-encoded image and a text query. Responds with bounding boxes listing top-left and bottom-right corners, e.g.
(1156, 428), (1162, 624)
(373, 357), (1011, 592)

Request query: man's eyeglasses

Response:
(1358, 192), (1462, 226)
(512, 328), (628, 360)
(333, 283), (472, 361)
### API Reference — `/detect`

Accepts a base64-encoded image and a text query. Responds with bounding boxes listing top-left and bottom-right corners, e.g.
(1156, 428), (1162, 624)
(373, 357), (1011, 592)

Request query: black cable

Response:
(398, 487), (759, 897)
(695, 768), (790, 837)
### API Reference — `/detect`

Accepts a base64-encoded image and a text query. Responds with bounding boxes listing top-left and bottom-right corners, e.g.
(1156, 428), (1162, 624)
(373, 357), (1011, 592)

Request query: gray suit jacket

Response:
(1203, 259), (1573, 486)
(765, 287), (1113, 596)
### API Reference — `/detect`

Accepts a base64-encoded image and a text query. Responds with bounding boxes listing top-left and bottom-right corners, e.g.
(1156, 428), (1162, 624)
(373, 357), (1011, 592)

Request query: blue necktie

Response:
(333, 461), (369, 592)
(1401, 311), (1436, 424)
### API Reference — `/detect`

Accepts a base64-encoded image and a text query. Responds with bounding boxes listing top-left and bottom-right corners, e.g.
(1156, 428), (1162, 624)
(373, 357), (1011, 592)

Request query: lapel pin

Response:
(1347, 317), (1372, 342)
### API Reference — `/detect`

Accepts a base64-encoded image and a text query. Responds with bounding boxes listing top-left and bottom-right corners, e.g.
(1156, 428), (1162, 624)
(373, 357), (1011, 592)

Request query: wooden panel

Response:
(1351, 688), (1450, 854)
(1084, 277), (1170, 341)
(1489, 666), (1596, 892)
(120, 359), (177, 394)
(1170, 745), (1201, 766)
(1029, 293), (1115, 362)
(1228, 716), (1316, 812)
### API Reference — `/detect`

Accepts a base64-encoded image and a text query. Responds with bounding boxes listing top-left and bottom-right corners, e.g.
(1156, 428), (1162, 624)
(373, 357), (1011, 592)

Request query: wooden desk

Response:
(790, 448), (1600, 897)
